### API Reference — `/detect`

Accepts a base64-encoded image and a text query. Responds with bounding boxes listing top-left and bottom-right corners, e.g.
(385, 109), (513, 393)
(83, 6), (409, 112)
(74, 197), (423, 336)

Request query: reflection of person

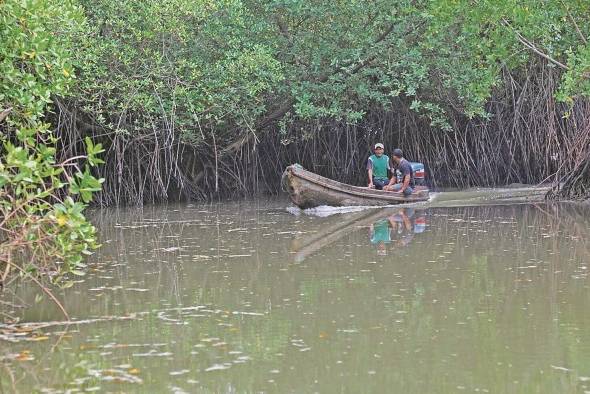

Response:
(369, 216), (396, 255)
(383, 149), (414, 196)
(367, 143), (394, 190)
(391, 209), (415, 247)
(369, 209), (427, 254)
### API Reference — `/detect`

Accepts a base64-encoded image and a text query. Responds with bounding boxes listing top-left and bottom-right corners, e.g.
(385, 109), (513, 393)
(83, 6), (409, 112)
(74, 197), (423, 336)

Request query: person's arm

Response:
(386, 173), (396, 187)
(400, 174), (410, 192)
(400, 210), (412, 230)
(367, 159), (374, 188)
(388, 217), (397, 228)
(397, 162), (411, 192)
(381, 158), (398, 189)
(387, 217), (396, 250)
(386, 158), (396, 187)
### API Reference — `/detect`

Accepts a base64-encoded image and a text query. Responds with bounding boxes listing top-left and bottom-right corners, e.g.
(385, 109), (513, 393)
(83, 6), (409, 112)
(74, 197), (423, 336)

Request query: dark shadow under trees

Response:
(52, 63), (590, 205)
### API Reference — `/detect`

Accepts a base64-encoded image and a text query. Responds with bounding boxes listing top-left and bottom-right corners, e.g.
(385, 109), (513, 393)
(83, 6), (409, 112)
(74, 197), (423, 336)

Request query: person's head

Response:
(392, 148), (403, 164)
(373, 143), (384, 157)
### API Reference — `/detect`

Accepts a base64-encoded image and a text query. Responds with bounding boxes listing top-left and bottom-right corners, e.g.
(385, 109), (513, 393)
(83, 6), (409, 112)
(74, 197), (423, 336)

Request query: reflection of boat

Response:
(282, 164), (429, 209)
(291, 207), (413, 262)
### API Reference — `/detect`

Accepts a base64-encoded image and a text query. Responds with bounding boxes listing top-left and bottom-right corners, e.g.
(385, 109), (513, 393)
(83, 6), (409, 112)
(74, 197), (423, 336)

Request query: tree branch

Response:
(562, 2), (588, 45)
(501, 19), (570, 71)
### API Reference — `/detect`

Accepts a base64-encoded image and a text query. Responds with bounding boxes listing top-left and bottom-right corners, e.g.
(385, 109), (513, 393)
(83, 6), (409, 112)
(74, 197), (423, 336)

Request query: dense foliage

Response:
(0, 0), (103, 289)
(58, 0), (589, 202)
(74, 0), (590, 127)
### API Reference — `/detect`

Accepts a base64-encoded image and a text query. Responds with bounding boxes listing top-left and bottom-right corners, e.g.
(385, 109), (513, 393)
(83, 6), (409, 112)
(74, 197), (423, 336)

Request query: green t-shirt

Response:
(368, 154), (391, 179)
(371, 219), (392, 244)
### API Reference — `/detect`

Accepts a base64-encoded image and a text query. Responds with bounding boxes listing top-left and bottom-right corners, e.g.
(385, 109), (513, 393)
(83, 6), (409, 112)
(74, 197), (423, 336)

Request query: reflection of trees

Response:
(284, 203), (590, 392)
(2, 202), (299, 392)
(3, 203), (590, 392)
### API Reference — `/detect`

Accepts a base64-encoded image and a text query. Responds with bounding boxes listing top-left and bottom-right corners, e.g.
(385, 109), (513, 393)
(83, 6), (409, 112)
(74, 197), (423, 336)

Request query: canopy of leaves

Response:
(69, 0), (590, 139)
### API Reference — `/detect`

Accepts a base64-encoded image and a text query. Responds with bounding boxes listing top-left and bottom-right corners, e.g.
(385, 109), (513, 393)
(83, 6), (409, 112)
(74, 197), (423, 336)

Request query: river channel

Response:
(2, 198), (590, 393)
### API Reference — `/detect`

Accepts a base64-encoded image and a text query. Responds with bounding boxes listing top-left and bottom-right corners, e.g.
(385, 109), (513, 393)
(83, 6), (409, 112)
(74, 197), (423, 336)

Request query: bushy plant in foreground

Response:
(0, 0), (103, 290)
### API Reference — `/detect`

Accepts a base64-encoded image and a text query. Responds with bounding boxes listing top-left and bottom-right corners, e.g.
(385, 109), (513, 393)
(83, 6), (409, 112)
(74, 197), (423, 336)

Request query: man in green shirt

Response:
(367, 143), (394, 190)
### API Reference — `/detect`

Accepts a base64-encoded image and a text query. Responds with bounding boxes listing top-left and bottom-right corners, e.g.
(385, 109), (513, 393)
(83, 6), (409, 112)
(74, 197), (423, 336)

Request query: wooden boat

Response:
(282, 164), (429, 209)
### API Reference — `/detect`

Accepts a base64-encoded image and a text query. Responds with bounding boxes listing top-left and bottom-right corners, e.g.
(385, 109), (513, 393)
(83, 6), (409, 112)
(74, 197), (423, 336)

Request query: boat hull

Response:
(282, 164), (429, 209)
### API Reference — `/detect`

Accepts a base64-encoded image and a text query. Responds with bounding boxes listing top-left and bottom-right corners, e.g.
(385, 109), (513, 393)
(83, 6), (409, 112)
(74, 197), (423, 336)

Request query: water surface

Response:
(2, 199), (590, 393)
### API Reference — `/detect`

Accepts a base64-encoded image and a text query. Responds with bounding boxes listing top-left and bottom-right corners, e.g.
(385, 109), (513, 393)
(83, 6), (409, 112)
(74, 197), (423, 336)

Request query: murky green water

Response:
(2, 199), (590, 393)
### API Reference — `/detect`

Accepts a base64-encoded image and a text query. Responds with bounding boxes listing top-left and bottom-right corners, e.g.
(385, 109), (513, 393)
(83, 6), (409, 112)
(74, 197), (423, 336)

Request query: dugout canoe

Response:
(282, 164), (430, 209)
